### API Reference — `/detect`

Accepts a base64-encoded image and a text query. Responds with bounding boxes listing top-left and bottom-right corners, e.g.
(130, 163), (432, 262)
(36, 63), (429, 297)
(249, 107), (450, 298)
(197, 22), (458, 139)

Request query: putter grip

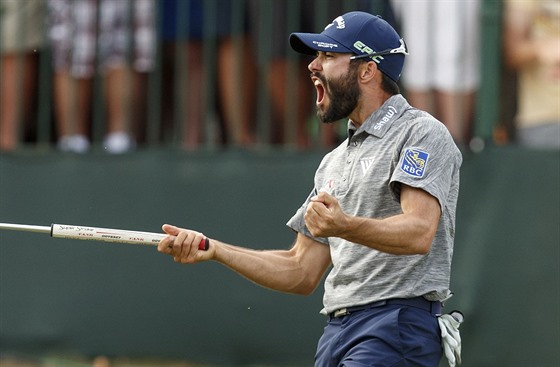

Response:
(200, 237), (210, 251)
(50, 223), (210, 250)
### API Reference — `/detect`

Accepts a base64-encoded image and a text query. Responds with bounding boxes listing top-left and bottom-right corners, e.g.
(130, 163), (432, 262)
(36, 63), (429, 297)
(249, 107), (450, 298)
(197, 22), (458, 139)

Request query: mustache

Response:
(311, 72), (327, 85)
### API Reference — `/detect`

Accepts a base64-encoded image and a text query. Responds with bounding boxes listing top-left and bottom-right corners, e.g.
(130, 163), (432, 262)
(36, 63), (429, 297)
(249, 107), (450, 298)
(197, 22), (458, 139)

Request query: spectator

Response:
(160, 0), (257, 150)
(248, 0), (396, 149)
(47, 0), (156, 154)
(0, 0), (44, 152)
(248, 0), (338, 149)
(391, 0), (481, 146)
(503, 0), (560, 149)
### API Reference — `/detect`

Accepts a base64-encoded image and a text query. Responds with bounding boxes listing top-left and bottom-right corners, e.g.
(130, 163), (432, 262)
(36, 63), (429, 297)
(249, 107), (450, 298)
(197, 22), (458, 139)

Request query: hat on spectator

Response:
(289, 11), (408, 82)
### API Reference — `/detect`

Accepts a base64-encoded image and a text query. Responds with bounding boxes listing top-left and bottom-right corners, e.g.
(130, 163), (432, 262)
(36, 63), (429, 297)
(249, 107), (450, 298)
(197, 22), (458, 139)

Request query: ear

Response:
(359, 61), (378, 83)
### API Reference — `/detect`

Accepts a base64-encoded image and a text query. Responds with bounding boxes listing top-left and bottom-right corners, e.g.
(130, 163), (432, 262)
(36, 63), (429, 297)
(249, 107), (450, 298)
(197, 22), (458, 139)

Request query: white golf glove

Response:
(438, 311), (464, 367)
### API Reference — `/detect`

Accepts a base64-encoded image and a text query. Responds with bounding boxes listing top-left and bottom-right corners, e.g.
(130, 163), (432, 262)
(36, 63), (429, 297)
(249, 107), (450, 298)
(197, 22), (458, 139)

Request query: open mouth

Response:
(312, 76), (326, 106)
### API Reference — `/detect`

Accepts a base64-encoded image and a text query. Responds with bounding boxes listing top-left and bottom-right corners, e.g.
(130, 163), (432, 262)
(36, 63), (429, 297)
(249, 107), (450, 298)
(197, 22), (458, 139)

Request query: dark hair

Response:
(380, 72), (400, 95)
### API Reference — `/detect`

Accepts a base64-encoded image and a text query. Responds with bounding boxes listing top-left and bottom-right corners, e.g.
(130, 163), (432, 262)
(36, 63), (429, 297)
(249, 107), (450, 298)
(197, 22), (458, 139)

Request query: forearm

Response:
(305, 187), (440, 255)
(211, 240), (320, 295)
(158, 225), (331, 294)
(339, 213), (434, 255)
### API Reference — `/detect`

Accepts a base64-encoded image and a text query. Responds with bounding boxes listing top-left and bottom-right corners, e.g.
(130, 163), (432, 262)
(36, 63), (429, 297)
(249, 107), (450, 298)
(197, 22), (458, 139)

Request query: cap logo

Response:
(325, 16), (345, 30)
(313, 41), (338, 49)
(354, 41), (384, 64)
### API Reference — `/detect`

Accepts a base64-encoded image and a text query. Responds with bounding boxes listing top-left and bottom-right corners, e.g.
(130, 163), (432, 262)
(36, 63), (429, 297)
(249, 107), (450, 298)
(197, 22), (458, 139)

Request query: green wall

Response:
(1, 147), (559, 366)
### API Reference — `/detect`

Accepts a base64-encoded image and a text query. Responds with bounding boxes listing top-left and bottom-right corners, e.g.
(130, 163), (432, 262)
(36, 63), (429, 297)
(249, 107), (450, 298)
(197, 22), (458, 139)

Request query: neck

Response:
(349, 90), (394, 127)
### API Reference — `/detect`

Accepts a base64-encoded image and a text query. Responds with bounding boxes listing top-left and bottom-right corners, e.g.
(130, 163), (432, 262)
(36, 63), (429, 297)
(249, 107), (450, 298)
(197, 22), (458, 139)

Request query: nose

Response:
(308, 57), (321, 73)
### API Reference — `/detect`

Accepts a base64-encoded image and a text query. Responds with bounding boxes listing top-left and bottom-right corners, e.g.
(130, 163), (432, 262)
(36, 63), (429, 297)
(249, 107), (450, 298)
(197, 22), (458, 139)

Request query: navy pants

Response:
(315, 303), (442, 367)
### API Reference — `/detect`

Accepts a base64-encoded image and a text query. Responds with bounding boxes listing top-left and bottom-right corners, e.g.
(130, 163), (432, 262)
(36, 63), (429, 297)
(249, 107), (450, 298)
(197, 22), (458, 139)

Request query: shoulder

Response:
(397, 108), (462, 163)
(399, 107), (452, 141)
(379, 94), (449, 136)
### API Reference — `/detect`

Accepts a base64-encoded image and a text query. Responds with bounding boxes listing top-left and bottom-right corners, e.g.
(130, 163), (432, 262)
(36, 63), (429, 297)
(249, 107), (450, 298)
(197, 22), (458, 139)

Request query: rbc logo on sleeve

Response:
(401, 148), (429, 177)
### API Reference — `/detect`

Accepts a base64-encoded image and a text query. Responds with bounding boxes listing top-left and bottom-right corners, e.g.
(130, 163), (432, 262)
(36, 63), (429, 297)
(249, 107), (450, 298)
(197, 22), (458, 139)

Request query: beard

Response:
(314, 64), (361, 123)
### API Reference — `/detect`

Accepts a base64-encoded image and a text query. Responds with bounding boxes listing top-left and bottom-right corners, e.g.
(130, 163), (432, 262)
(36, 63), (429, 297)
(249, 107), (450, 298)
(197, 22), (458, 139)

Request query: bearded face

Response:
(312, 61), (362, 123)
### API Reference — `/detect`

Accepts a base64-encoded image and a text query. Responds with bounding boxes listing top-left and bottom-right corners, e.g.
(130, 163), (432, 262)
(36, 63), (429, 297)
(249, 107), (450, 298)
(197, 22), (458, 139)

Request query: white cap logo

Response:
(325, 16), (345, 30)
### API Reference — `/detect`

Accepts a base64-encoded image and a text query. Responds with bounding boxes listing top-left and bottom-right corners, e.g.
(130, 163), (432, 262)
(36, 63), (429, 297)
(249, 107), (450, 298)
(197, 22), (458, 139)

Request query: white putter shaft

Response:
(0, 222), (209, 249)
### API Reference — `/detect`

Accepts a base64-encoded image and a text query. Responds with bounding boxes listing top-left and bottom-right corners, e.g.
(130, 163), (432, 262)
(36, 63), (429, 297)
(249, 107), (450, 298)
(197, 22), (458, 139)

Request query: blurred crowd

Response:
(1, 0), (558, 153)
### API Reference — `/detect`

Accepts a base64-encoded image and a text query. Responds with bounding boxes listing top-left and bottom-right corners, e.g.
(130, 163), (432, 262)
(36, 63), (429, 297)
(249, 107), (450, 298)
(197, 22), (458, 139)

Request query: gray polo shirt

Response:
(287, 94), (462, 315)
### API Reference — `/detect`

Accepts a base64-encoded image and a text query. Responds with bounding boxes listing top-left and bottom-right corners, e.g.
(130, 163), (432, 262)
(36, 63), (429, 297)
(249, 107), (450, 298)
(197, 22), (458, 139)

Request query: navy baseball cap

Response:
(289, 11), (408, 82)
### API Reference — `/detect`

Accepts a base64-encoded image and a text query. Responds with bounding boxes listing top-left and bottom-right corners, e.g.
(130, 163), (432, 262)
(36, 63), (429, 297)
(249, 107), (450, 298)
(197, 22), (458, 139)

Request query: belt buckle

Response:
(333, 308), (349, 318)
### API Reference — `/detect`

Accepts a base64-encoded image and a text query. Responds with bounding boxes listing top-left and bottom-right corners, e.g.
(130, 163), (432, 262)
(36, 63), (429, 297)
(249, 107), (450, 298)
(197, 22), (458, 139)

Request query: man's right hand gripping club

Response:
(157, 224), (214, 263)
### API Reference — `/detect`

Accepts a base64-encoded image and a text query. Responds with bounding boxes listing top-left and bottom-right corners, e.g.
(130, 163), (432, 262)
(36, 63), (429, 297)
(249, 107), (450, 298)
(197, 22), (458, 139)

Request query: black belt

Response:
(330, 297), (442, 318)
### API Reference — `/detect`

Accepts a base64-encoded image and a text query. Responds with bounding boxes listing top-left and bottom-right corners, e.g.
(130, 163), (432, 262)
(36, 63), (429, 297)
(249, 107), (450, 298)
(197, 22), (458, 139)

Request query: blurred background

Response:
(1, 0), (559, 366)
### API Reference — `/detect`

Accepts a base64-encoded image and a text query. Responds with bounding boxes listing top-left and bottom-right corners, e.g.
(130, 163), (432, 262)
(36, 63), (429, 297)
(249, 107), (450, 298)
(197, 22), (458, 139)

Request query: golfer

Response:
(158, 11), (462, 366)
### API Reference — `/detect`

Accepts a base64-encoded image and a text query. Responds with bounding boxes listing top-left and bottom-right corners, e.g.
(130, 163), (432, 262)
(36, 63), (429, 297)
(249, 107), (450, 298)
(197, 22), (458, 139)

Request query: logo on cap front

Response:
(325, 16), (345, 30)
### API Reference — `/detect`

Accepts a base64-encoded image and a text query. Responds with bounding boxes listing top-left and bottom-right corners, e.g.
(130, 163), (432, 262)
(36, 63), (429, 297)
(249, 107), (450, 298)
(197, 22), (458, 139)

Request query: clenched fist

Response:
(304, 192), (349, 238)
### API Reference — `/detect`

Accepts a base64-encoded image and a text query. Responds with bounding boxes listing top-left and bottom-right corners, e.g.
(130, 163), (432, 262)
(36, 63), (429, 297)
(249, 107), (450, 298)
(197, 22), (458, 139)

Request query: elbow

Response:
(414, 241), (432, 255)
(412, 219), (438, 255)
(293, 288), (314, 296)
(291, 278), (321, 296)
(413, 231), (436, 255)
(288, 272), (322, 296)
